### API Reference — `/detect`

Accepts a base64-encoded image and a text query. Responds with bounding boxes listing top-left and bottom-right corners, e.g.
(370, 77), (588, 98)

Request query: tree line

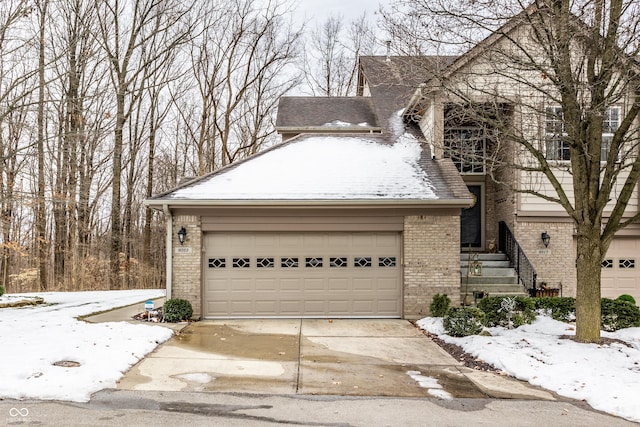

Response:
(0, 0), (377, 293)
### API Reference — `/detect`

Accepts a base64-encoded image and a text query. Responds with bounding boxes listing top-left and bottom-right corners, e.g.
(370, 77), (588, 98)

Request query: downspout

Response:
(163, 205), (172, 299)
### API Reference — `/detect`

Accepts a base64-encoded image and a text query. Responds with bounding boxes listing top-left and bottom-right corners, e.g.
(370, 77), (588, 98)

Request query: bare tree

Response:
(94, 0), (191, 289)
(301, 13), (378, 96)
(383, 0), (640, 342)
(172, 0), (303, 175)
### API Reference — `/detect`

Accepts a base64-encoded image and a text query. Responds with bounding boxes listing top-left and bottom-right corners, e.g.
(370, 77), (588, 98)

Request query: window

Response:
(330, 257), (347, 267)
(354, 257), (372, 267)
(545, 107), (569, 160)
(232, 258), (250, 268)
(208, 258), (226, 268)
(305, 257), (323, 268)
(545, 106), (621, 161)
(601, 107), (620, 161)
(281, 257), (299, 268)
(257, 257), (274, 268)
(444, 128), (486, 174)
(619, 259), (635, 269)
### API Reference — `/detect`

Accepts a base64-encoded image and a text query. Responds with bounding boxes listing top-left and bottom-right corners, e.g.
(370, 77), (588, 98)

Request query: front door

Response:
(461, 185), (482, 249)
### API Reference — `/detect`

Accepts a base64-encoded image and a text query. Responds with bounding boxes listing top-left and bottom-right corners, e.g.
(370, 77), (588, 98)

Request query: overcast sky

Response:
(293, 0), (391, 28)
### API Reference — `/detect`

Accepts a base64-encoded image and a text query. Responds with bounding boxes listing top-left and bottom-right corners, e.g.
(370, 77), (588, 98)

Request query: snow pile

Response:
(0, 290), (171, 402)
(169, 135), (437, 200)
(417, 316), (640, 423)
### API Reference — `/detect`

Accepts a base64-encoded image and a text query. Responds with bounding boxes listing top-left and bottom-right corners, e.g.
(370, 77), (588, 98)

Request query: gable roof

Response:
(147, 129), (472, 208)
(276, 97), (380, 131)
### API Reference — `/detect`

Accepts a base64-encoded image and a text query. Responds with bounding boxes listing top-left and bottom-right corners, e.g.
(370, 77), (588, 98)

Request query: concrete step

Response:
(462, 275), (518, 285)
(461, 260), (511, 269)
(460, 253), (509, 262)
(462, 283), (525, 293)
(460, 266), (515, 276)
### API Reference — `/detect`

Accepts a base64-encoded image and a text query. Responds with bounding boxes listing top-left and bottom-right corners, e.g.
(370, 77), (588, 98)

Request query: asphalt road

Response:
(0, 389), (635, 426)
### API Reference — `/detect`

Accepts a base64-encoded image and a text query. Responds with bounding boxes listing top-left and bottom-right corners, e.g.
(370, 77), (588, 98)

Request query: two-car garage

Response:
(202, 231), (402, 318)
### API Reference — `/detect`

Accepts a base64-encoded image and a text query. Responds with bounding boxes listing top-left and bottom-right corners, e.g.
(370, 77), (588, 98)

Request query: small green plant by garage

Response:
(601, 298), (640, 332)
(430, 293), (451, 317)
(443, 307), (486, 337)
(617, 294), (637, 305)
(162, 298), (193, 322)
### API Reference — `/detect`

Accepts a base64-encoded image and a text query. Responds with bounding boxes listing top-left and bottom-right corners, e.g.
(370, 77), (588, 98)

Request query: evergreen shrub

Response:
(163, 298), (193, 322)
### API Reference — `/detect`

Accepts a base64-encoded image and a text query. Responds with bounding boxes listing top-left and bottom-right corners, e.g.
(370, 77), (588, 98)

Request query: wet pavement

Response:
(115, 319), (555, 400)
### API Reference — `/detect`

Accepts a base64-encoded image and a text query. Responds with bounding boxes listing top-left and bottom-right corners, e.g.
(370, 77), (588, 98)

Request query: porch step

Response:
(460, 252), (527, 301)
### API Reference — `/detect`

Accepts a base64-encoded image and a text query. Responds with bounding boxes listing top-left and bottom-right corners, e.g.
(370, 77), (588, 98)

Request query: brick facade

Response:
(403, 214), (461, 319)
(171, 215), (203, 318)
(514, 220), (576, 297)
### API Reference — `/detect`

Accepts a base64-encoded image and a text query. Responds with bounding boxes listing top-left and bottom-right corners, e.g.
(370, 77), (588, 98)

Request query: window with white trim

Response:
(444, 128), (486, 174)
(545, 106), (621, 161)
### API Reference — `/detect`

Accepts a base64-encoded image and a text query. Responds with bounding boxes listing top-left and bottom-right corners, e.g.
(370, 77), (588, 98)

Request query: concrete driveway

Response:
(117, 319), (553, 400)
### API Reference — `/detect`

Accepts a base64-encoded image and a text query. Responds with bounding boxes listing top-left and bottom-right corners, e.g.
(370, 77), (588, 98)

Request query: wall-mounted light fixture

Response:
(177, 227), (187, 245)
(541, 231), (550, 248)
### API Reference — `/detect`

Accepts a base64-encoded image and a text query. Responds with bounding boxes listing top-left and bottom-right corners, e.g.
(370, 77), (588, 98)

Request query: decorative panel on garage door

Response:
(203, 232), (401, 318)
(602, 238), (640, 303)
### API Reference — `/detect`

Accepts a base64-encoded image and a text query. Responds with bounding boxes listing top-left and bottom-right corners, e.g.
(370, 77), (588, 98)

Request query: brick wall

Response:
(403, 214), (461, 319)
(514, 221), (576, 296)
(171, 215), (203, 318)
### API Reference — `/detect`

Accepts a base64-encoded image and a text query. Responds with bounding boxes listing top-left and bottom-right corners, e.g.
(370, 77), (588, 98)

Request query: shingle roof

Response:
(148, 131), (471, 206)
(276, 97), (379, 129)
(358, 56), (457, 131)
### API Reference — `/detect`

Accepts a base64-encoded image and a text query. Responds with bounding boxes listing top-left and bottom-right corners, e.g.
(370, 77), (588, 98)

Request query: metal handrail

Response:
(498, 221), (537, 296)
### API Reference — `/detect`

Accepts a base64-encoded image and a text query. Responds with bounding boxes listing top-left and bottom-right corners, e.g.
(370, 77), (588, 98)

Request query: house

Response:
(147, 8), (640, 318)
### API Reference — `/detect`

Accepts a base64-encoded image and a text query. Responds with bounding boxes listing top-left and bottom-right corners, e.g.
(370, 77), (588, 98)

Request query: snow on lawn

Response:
(0, 290), (172, 402)
(417, 316), (640, 423)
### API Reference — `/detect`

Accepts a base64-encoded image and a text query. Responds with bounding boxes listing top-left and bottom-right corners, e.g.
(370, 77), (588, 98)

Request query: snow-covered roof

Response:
(153, 134), (449, 203)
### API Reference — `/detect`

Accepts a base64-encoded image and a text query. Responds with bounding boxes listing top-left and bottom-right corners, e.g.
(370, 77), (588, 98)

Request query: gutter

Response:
(145, 198), (474, 210)
(275, 126), (383, 133)
(163, 205), (172, 299)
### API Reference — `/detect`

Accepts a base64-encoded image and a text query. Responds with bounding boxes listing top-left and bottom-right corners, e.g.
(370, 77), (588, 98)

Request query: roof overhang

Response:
(275, 126), (382, 133)
(145, 198), (474, 211)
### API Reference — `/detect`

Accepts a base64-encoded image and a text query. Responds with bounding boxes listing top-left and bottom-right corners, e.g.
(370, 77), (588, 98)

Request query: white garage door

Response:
(602, 238), (640, 302)
(203, 232), (401, 318)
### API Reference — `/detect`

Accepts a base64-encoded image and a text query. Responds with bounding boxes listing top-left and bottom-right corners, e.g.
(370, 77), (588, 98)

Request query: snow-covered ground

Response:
(2, 290), (639, 424)
(0, 290), (171, 402)
(418, 316), (640, 423)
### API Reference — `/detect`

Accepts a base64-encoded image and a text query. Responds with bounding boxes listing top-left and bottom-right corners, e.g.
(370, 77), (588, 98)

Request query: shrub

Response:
(617, 294), (637, 305)
(601, 298), (640, 332)
(443, 307), (486, 337)
(0, 285), (4, 296)
(163, 298), (193, 322)
(533, 297), (576, 321)
(477, 296), (536, 328)
(430, 293), (451, 317)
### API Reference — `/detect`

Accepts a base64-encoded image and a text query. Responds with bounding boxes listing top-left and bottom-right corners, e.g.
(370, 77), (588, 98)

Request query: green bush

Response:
(617, 294), (637, 305)
(163, 298), (193, 322)
(0, 285), (4, 297)
(477, 296), (536, 328)
(443, 307), (486, 337)
(601, 298), (640, 332)
(430, 293), (451, 317)
(533, 297), (576, 321)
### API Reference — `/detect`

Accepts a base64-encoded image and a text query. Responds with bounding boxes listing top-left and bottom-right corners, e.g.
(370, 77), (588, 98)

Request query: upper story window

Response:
(545, 106), (621, 161)
(444, 128), (486, 174)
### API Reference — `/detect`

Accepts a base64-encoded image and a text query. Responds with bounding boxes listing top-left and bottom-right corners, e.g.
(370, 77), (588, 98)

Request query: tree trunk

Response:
(110, 87), (125, 289)
(574, 225), (603, 342)
(36, 0), (49, 291)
